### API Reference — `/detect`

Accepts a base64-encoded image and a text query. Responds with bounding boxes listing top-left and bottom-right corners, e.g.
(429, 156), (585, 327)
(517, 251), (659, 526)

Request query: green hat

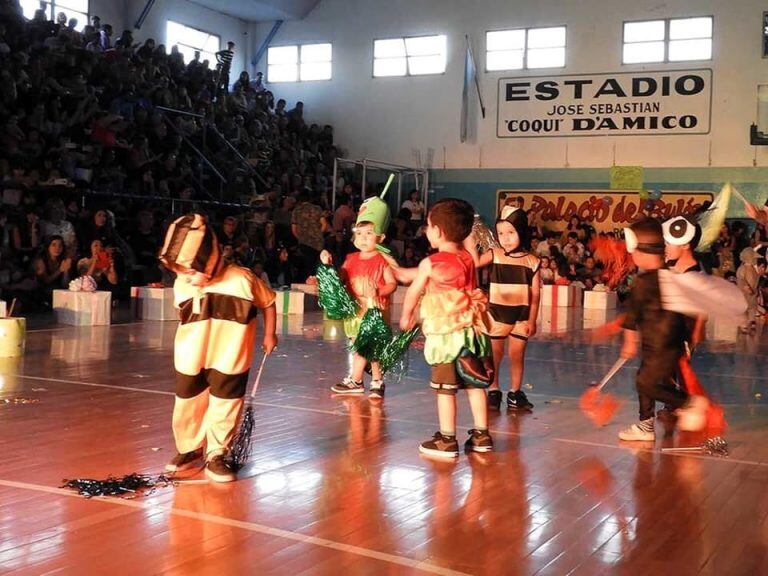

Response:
(356, 196), (391, 235)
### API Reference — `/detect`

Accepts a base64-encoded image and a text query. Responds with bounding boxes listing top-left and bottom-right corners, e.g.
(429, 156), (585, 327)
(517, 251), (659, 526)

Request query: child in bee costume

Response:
(159, 214), (277, 482)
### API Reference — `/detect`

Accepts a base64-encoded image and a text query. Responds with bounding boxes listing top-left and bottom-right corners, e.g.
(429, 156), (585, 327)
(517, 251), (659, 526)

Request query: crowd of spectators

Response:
(0, 1), (346, 311)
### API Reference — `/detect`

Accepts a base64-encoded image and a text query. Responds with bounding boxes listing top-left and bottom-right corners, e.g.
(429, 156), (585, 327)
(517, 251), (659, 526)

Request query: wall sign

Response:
(496, 190), (714, 232)
(497, 70), (712, 138)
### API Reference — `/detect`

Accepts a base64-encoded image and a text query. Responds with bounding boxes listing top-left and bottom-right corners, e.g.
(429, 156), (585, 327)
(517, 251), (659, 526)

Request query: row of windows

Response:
(266, 16), (714, 82)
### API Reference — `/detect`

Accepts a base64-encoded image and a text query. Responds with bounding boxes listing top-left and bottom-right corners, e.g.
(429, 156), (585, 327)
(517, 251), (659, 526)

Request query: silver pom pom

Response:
(472, 214), (499, 252)
(703, 436), (729, 457)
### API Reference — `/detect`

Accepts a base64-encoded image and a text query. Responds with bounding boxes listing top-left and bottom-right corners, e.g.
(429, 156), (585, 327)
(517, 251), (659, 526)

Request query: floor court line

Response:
(15, 374), (767, 468)
(0, 479), (470, 576)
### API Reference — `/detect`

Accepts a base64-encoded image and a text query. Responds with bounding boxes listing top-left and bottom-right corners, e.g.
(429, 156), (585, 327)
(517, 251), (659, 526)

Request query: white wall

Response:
(253, 0), (768, 169)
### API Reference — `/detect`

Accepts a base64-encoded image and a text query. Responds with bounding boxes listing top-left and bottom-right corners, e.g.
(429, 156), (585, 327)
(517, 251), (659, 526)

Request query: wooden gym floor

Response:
(0, 309), (766, 575)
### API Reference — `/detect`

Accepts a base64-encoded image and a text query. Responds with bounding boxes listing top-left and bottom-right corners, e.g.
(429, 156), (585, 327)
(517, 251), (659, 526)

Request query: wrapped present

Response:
(538, 306), (576, 334)
(705, 317), (740, 343)
(275, 290), (320, 315)
(584, 290), (618, 310)
(290, 283), (319, 296)
(583, 308), (612, 330)
(53, 290), (111, 326)
(0, 318), (25, 358)
(131, 287), (177, 321)
(541, 285), (583, 307)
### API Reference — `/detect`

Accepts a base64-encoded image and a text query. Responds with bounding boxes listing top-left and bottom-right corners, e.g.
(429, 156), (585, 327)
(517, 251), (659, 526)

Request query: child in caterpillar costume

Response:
(321, 196), (397, 399)
(396, 198), (494, 458)
(159, 214), (277, 482)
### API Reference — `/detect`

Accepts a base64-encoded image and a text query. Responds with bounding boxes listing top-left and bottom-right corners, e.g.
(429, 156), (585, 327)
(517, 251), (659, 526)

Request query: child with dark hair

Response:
(618, 218), (708, 441)
(398, 198), (493, 458)
(465, 206), (540, 411)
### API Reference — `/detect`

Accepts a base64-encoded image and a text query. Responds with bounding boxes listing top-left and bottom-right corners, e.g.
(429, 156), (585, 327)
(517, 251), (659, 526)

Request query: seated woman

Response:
(32, 235), (72, 307)
(77, 239), (120, 292)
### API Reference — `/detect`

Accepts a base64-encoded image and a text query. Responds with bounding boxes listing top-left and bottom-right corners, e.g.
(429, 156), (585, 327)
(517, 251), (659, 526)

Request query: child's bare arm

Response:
(379, 265), (398, 297)
(381, 252), (418, 285)
(527, 269), (541, 337)
(621, 329), (638, 359)
(400, 259), (431, 330)
(261, 303), (278, 354)
(462, 236), (494, 268)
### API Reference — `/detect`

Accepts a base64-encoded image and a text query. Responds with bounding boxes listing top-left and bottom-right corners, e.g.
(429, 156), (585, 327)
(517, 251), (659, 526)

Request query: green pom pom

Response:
(349, 307), (392, 361)
(380, 326), (420, 374)
(316, 264), (358, 320)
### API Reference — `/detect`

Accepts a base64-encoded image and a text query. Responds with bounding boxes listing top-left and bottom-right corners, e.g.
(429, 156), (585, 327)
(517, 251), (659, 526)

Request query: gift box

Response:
(0, 317), (25, 358)
(290, 283), (319, 296)
(583, 308), (612, 330)
(541, 285), (583, 307)
(53, 290), (111, 326)
(275, 290), (319, 314)
(584, 290), (618, 310)
(706, 317), (740, 343)
(538, 306), (576, 334)
(131, 287), (177, 321)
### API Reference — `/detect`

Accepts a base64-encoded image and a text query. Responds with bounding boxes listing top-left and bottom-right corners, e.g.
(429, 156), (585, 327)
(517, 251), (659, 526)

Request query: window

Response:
(267, 43), (332, 82)
(20, 0), (88, 31)
(166, 21), (220, 66)
(623, 17), (712, 64)
(486, 26), (566, 71)
(373, 34), (447, 77)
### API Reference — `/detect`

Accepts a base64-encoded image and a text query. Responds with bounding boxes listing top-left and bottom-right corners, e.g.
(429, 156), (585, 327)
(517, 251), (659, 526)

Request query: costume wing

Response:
(658, 269), (747, 320)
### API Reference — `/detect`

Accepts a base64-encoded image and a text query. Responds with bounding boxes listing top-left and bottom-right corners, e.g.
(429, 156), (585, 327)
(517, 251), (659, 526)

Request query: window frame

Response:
(621, 15), (714, 65)
(372, 33), (448, 78)
(267, 42), (333, 83)
(166, 20), (221, 66)
(484, 25), (567, 73)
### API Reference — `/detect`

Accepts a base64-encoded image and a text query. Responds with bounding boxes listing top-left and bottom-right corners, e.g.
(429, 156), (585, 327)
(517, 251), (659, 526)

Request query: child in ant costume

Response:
(465, 206), (541, 411)
(160, 214), (278, 482)
(618, 218), (709, 442)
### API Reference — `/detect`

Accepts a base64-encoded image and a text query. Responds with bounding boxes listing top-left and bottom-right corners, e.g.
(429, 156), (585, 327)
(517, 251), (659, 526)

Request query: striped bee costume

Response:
(160, 214), (276, 458)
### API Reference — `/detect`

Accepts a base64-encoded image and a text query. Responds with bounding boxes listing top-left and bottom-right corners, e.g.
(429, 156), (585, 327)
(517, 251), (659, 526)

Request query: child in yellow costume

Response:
(160, 214), (277, 482)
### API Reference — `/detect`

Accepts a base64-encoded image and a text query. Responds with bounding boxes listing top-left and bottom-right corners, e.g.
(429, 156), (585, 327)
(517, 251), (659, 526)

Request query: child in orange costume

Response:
(398, 198), (493, 458)
(322, 198), (396, 399)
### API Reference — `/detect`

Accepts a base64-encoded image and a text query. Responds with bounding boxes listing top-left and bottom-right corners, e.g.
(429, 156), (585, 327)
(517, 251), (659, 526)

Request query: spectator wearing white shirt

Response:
(401, 189), (424, 234)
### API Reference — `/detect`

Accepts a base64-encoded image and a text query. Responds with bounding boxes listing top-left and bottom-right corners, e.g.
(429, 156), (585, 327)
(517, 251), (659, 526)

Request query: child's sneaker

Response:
(331, 376), (364, 394)
(464, 429), (494, 453)
(419, 432), (459, 458)
(369, 380), (385, 399)
(618, 418), (656, 441)
(487, 390), (502, 410)
(676, 395), (709, 431)
(507, 390), (534, 411)
(205, 454), (237, 483)
(164, 448), (204, 473)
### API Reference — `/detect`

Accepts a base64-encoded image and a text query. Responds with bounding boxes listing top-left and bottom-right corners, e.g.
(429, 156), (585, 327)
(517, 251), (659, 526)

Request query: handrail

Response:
(206, 123), (268, 189)
(154, 106), (205, 119)
(78, 189), (253, 209)
(158, 112), (226, 184)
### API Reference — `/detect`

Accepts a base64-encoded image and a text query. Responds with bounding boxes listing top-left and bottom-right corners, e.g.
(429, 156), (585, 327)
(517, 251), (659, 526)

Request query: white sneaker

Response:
(618, 420), (656, 441)
(676, 395), (709, 431)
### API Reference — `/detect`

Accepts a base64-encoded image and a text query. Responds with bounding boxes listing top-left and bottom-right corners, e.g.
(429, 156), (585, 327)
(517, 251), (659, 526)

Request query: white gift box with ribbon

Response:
(541, 285), (583, 307)
(131, 287), (177, 321)
(53, 290), (111, 326)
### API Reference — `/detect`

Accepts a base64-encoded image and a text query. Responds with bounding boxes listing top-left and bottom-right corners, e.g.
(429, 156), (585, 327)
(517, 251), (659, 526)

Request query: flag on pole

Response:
(461, 35), (485, 143)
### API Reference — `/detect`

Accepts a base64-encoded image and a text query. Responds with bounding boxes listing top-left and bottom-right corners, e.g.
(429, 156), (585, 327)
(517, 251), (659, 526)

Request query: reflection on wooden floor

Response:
(1, 312), (767, 575)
